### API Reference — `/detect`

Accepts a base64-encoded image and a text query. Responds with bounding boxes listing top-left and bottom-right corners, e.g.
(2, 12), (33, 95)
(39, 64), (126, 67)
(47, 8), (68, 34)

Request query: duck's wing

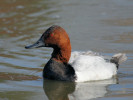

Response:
(69, 51), (100, 64)
(68, 51), (127, 82)
(69, 54), (117, 82)
(69, 51), (127, 69)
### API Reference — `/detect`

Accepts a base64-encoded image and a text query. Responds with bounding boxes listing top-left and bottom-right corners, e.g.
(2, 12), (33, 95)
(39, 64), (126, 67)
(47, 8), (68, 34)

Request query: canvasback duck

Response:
(25, 25), (127, 82)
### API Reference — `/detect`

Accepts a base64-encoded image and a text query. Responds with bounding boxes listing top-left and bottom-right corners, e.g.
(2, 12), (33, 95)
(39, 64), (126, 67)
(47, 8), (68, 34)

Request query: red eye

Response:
(50, 33), (55, 37)
(50, 34), (53, 37)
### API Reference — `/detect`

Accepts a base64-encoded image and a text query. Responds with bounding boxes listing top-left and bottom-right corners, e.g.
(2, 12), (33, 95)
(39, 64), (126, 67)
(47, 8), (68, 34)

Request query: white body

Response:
(69, 51), (117, 82)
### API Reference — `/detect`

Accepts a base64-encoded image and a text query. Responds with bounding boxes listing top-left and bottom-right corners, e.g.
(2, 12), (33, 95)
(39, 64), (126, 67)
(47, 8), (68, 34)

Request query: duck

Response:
(25, 25), (127, 82)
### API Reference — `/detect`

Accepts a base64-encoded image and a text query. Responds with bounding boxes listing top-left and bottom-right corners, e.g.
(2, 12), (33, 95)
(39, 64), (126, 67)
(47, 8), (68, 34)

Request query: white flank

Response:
(69, 51), (117, 82)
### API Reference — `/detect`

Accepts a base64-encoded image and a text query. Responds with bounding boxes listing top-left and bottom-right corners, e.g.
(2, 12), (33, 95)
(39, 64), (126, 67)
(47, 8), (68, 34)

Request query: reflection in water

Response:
(43, 80), (75, 100)
(43, 78), (117, 100)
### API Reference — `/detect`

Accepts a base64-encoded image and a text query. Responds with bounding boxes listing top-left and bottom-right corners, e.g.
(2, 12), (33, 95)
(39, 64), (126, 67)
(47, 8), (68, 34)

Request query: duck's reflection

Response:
(43, 80), (75, 100)
(43, 78), (117, 100)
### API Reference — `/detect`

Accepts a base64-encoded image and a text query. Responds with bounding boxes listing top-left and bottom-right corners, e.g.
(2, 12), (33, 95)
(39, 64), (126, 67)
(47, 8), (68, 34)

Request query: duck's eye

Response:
(50, 33), (54, 37)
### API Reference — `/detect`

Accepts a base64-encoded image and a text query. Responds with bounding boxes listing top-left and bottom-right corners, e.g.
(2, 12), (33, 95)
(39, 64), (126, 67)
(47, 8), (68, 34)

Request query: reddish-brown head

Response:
(43, 25), (71, 49)
(25, 25), (71, 63)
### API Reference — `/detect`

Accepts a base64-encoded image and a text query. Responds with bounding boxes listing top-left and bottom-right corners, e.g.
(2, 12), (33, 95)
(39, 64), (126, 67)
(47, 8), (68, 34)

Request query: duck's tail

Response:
(110, 53), (127, 69)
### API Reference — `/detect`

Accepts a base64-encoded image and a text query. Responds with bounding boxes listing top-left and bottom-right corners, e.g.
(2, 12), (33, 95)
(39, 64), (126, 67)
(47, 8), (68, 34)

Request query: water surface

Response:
(0, 0), (133, 100)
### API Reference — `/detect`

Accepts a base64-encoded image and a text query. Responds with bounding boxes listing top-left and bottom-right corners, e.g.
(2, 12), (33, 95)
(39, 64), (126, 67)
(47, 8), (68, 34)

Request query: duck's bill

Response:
(25, 39), (45, 49)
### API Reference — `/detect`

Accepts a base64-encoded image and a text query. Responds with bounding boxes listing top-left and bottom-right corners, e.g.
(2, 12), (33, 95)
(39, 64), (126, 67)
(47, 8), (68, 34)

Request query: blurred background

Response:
(0, 0), (133, 100)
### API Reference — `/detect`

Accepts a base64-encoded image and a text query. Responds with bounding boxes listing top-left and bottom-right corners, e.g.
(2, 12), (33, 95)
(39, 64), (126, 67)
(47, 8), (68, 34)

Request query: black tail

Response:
(110, 53), (127, 69)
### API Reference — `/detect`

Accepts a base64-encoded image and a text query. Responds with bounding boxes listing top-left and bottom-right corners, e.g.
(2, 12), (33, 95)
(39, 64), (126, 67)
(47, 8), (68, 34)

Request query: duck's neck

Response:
(51, 44), (71, 64)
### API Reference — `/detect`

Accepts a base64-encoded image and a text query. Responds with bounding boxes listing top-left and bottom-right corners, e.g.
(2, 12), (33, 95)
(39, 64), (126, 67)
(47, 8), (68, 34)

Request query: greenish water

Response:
(0, 0), (133, 100)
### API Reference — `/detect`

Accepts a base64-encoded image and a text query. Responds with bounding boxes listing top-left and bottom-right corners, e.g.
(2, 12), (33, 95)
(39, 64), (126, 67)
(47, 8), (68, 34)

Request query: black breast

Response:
(43, 59), (76, 81)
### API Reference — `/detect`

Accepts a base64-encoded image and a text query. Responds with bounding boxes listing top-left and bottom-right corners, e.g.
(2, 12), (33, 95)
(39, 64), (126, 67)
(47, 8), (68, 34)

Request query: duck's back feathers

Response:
(69, 51), (127, 82)
(70, 54), (116, 82)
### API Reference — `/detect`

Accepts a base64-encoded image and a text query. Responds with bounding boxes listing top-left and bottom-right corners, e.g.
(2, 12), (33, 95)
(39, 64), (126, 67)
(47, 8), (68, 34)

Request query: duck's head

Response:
(25, 25), (71, 63)
(25, 25), (71, 49)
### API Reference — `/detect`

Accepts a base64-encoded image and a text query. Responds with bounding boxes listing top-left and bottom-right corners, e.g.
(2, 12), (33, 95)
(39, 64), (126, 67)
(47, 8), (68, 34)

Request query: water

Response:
(0, 0), (133, 100)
